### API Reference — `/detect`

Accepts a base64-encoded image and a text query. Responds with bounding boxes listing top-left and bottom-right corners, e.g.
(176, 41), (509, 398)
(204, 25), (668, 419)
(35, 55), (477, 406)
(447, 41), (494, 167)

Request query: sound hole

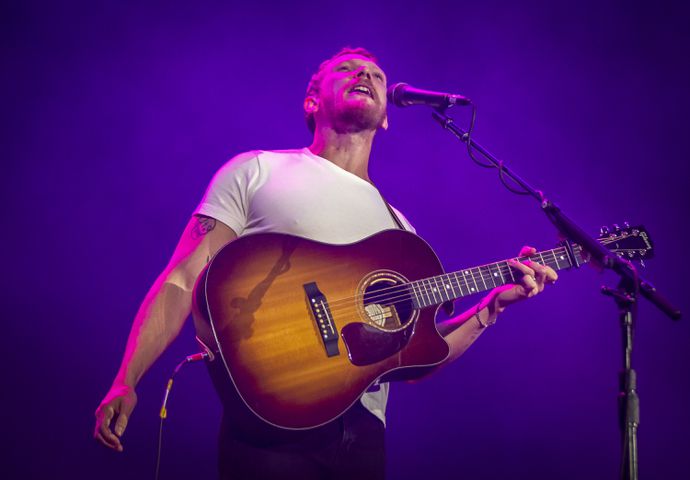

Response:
(362, 277), (414, 331)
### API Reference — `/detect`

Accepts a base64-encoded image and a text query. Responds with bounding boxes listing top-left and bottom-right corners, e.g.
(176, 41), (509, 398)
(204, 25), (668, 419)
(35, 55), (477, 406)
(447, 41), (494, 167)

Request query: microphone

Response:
(387, 82), (471, 108)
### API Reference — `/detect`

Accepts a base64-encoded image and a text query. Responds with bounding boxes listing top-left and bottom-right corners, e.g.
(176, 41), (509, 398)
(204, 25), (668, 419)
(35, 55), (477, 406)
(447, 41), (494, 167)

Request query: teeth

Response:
(352, 86), (371, 95)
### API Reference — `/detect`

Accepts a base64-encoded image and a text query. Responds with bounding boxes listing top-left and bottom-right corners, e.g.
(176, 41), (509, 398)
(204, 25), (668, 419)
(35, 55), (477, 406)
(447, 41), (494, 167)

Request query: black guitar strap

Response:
(377, 191), (456, 317)
(377, 192), (406, 231)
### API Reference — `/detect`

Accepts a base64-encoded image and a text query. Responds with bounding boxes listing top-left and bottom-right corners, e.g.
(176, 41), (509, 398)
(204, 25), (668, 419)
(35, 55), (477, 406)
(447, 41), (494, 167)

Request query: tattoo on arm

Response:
(191, 216), (217, 239)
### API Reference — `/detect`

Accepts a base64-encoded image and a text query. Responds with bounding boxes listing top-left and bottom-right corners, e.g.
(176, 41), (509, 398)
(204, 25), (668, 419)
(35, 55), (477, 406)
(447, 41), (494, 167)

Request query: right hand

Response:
(94, 384), (138, 452)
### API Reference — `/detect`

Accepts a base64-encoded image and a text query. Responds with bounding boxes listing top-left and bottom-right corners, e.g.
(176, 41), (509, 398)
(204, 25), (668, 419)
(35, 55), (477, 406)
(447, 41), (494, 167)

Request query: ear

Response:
(304, 96), (319, 115)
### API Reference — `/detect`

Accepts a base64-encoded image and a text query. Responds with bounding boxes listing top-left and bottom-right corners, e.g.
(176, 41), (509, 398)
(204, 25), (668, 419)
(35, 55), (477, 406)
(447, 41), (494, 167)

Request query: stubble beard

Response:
(332, 102), (386, 134)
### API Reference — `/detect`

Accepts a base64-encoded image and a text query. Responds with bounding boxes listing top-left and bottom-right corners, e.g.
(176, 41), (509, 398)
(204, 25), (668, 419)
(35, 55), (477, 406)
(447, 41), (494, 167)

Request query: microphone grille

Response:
(386, 83), (408, 106)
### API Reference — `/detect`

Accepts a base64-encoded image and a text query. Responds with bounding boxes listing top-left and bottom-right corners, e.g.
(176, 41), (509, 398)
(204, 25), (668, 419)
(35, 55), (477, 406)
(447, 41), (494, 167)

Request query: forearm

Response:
(109, 216), (236, 389)
(113, 269), (194, 388)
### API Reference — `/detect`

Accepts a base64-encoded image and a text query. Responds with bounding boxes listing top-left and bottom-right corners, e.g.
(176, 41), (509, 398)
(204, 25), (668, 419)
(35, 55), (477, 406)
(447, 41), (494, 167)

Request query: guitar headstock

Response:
(598, 223), (654, 260)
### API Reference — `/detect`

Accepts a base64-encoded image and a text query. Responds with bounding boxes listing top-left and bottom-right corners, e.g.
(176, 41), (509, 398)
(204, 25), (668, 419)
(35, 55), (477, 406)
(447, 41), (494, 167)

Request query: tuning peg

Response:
(600, 226), (610, 236)
(623, 221), (630, 229)
(639, 259), (646, 268)
(613, 223), (621, 233)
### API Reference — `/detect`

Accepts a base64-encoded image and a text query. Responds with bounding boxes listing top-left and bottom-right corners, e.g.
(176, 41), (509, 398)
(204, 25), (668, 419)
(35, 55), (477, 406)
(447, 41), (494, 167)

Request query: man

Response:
(94, 47), (557, 479)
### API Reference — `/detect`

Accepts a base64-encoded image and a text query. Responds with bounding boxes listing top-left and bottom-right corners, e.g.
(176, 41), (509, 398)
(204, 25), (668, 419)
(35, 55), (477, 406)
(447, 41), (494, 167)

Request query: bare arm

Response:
(438, 246), (558, 365)
(94, 215), (237, 452)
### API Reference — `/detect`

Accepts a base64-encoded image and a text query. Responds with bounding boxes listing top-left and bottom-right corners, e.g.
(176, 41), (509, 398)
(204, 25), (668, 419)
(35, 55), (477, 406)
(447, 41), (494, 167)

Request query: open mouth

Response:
(349, 84), (374, 99)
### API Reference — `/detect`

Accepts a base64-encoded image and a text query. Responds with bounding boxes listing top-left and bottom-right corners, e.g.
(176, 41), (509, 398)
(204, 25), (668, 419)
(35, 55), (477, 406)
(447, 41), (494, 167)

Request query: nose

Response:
(355, 66), (371, 79)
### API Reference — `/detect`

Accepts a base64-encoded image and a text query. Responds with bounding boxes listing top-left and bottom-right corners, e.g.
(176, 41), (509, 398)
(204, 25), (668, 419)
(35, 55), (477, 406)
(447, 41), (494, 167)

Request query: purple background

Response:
(4, 1), (689, 478)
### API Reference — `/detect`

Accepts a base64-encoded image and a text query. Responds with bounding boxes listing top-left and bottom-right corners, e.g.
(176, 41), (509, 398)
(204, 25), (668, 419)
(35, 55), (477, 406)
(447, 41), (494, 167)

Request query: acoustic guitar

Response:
(193, 225), (652, 429)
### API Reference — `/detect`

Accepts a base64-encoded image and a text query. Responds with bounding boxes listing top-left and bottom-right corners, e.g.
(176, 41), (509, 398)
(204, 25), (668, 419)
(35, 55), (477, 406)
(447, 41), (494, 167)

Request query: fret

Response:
(436, 275), (452, 301)
(441, 274), (457, 300)
(508, 260), (516, 283)
(446, 273), (462, 299)
(486, 263), (497, 288)
(550, 249), (560, 270)
(486, 265), (494, 288)
(478, 266), (488, 291)
(410, 280), (422, 308)
(419, 280), (430, 307)
(432, 276), (447, 302)
(436, 275), (446, 301)
(419, 279), (429, 306)
(424, 278), (437, 305)
(549, 250), (559, 269)
(573, 245), (587, 265)
(426, 278), (440, 304)
(461, 270), (471, 294)
(429, 277), (443, 302)
(496, 261), (506, 285)
(556, 249), (569, 269)
(425, 279), (433, 306)
(452, 272), (466, 297)
(467, 269), (479, 294)
(538, 251), (545, 266)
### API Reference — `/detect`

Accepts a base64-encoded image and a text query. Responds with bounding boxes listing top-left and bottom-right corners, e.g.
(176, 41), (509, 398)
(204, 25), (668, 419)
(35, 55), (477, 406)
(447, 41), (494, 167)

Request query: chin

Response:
(335, 106), (385, 133)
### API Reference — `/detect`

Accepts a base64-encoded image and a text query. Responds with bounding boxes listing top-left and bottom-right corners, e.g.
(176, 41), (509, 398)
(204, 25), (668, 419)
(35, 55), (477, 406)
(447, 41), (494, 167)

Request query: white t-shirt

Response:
(195, 147), (416, 425)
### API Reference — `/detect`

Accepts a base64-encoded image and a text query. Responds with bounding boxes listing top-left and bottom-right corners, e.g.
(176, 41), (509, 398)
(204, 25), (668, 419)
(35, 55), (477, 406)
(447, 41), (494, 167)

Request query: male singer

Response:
(94, 47), (557, 479)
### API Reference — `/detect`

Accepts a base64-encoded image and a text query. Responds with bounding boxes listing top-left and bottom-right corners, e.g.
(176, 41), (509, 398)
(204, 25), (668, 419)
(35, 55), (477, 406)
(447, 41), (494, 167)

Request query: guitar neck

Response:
(409, 243), (588, 308)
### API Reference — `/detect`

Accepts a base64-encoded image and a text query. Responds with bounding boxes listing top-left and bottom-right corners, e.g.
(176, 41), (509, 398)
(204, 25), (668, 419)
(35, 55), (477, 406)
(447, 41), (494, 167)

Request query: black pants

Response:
(218, 402), (385, 480)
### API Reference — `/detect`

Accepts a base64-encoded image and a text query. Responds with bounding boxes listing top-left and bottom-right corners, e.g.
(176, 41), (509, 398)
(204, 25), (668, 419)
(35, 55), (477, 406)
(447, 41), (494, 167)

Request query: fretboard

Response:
(409, 243), (588, 308)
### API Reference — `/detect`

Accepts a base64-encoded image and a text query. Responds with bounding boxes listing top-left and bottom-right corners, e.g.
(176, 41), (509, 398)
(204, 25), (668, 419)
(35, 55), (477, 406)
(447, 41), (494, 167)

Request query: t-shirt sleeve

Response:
(193, 151), (261, 235)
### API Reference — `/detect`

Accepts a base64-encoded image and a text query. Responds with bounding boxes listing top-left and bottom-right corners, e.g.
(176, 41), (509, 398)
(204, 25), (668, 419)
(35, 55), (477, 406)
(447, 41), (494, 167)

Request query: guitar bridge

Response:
(304, 282), (340, 357)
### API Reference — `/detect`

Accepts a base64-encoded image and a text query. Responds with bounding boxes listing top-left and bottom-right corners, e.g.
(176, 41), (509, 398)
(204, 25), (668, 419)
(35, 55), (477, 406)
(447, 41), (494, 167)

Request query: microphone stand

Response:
(430, 107), (681, 480)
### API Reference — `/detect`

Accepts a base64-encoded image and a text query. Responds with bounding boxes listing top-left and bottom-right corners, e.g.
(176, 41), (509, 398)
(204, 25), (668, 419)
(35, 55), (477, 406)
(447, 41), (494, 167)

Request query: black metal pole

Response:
(429, 106), (682, 479)
(603, 285), (640, 480)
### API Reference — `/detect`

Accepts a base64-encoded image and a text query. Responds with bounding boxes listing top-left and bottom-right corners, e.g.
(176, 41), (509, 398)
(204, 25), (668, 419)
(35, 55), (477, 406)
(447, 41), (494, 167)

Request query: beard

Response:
(331, 101), (386, 134)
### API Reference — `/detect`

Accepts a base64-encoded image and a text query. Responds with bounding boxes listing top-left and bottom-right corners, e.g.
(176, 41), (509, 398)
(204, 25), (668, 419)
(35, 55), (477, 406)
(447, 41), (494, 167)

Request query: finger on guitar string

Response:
(517, 245), (558, 292)
(507, 258), (539, 297)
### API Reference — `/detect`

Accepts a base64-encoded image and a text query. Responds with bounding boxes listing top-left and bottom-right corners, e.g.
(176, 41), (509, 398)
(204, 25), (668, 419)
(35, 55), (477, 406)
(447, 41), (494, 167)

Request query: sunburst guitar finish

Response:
(194, 230), (449, 430)
(192, 225), (652, 430)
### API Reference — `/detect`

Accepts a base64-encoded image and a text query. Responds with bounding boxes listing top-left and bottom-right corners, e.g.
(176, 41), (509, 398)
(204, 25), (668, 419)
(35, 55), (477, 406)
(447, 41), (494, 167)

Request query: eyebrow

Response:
(333, 59), (386, 77)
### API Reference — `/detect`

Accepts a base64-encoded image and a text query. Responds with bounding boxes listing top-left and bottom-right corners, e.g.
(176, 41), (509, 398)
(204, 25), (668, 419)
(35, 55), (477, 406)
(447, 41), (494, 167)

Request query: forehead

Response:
(326, 54), (385, 75)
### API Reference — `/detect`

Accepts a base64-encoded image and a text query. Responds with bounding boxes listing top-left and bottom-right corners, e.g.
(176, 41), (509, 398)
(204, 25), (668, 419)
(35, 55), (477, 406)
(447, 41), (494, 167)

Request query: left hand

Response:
(489, 246), (558, 312)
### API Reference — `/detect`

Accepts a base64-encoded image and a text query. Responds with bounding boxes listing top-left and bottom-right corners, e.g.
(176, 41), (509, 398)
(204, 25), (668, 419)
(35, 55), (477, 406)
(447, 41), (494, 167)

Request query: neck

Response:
(308, 127), (376, 182)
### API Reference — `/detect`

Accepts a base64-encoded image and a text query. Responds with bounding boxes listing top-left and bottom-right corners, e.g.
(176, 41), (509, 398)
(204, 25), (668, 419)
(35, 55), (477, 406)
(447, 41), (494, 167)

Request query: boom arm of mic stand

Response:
(431, 109), (681, 321)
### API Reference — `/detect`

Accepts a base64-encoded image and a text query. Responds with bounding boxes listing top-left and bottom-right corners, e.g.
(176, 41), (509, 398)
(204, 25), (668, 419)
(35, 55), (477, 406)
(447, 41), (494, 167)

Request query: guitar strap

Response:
(368, 190), (408, 394)
(377, 190), (455, 317)
(377, 191), (406, 231)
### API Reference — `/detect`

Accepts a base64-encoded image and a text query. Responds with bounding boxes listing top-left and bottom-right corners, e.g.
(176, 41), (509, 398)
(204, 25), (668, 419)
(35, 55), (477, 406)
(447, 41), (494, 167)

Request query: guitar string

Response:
(326, 256), (560, 309)
(325, 260), (562, 317)
(324, 236), (642, 316)
(325, 234), (635, 310)
(326, 255), (569, 312)
(325, 245), (576, 311)
(325, 255), (568, 316)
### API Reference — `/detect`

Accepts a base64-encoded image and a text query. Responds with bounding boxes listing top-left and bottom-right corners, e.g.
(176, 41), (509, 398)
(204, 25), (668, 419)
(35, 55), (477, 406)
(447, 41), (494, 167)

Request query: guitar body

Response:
(193, 230), (450, 429)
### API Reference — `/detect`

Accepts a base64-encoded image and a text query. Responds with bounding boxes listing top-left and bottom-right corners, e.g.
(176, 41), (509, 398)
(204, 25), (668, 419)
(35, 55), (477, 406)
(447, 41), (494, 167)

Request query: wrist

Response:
(474, 292), (504, 328)
(114, 370), (139, 390)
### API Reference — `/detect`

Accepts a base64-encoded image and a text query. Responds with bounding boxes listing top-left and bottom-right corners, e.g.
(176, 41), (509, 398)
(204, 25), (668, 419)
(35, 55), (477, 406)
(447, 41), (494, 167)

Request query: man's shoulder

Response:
(222, 147), (309, 168)
(254, 147), (311, 162)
